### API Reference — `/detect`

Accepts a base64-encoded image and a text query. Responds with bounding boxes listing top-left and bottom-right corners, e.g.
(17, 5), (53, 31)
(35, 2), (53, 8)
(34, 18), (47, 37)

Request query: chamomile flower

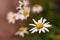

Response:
(18, 7), (30, 20)
(16, 0), (29, 9)
(15, 27), (28, 37)
(32, 4), (43, 13)
(29, 17), (52, 34)
(7, 12), (19, 24)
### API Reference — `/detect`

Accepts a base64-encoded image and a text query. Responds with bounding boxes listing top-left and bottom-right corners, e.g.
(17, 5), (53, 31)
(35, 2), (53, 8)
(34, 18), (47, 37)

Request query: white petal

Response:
(44, 22), (49, 25)
(19, 14), (25, 20)
(24, 17), (28, 20)
(15, 31), (20, 35)
(41, 29), (45, 33)
(8, 20), (12, 24)
(7, 12), (13, 20)
(38, 17), (43, 23)
(16, 7), (20, 9)
(32, 19), (37, 24)
(8, 19), (15, 24)
(24, 31), (29, 34)
(29, 27), (36, 31)
(37, 6), (43, 13)
(19, 1), (23, 4)
(42, 18), (47, 24)
(31, 29), (38, 34)
(45, 25), (52, 27)
(19, 32), (24, 37)
(23, 0), (29, 6)
(24, 28), (27, 30)
(23, 7), (30, 13)
(29, 24), (36, 26)
(43, 27), (49, 32)
(44, 23), (52, 27)
(39, 29), (42, 33)
(18, 9), (23, 14)
(32, 7), (37, 13)
(12, 20), (15, 24)
(23, 28), (28, 34)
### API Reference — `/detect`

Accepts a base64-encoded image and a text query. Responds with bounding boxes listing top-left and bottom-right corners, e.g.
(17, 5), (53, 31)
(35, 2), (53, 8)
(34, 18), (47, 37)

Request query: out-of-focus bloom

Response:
(15, 27), (28, 37)
(23, 0), (29, 6)
(7, 12), (19, 24)
(16, 0), (29, 9)
(18, 7), (30, 20)
(32, 4), (43, 13)
(29, 17), (52, 34)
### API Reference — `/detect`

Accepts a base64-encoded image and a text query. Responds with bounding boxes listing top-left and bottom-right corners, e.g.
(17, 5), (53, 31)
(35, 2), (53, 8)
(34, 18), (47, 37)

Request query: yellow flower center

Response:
(19, 27), (24, 32)
(34, 4), (39, 8)
(36, 23), (43, 29)
(12, 15), (16, 19)
(23, 11), (28, 16)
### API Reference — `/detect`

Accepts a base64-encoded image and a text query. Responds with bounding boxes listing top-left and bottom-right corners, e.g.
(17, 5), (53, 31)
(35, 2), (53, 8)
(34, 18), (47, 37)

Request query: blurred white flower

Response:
(23, 0), (29, 6)
(29, 17), (52, 34)
(7, 12), (19, 24)
(15, 27), (28, 37)
(18, 7), (30, 20)
(16, 0), (29, 9)
(32, 4), (43, 13)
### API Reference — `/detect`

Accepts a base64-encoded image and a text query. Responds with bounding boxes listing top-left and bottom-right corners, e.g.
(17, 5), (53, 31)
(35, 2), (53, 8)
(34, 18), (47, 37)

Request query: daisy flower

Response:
(18, 7), (30, 20)
(15, 27), (28, 37)
(7, 12), (19, 24)
(16, 0), (29, 9)
(32, 4), (43, 13)
(29, 17), (52, 34)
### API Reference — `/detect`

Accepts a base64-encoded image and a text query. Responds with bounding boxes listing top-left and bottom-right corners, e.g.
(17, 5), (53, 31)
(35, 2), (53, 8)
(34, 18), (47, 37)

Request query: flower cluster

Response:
(7, 0), (52, 37)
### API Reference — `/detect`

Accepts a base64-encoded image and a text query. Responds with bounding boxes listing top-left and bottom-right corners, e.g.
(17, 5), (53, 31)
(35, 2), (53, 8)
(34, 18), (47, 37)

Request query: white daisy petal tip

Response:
(41, 17), (43, 18)
(39, 29), (41, 34)
(49, 25), (52, 27)
(29, 29), (33, 31)
(32, 19), (34, 21)
(30, 28), (38, 34)
(31, 31), (35, 34)
(29, 24), (32, 26)
(31, 32), (34, 34)
(42, 30), (45, 33)
(32, 19), (37, 24)
(15, 31), (19, 35)
(42, 18), (47, 24)
(29, 24), (36, 26)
